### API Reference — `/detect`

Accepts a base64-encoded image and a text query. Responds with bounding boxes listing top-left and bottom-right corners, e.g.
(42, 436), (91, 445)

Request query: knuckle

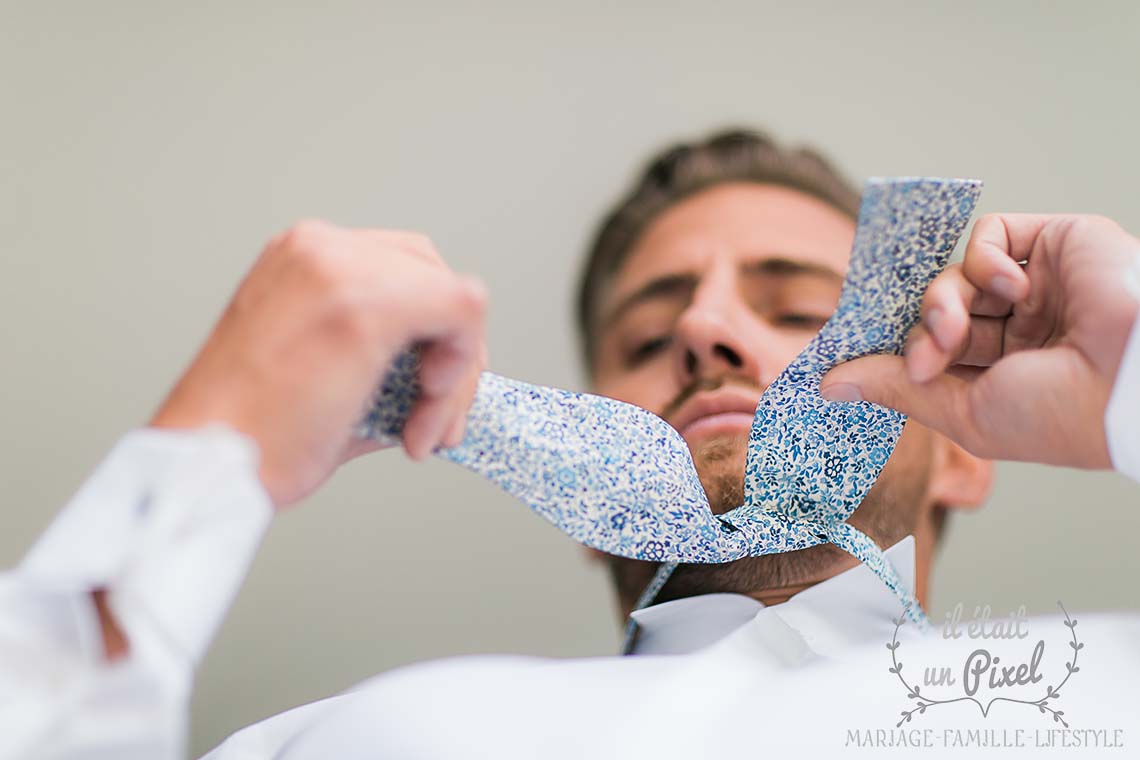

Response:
(1070, 213), (1120, 239)
(300, 253), (345, 291)
(323, 292), (374, 343)
(279, 225), (349, 285)
(975, 212), (1003, 229)
(404, 231), (436, 252)
(280, 219), (333, 253)
(390, 230), (440, 260)
(461, 280), (487, 315)
(437, 275), (484, 318)
(967, 215), (1008, 253)
(968, 214), (1001, 243)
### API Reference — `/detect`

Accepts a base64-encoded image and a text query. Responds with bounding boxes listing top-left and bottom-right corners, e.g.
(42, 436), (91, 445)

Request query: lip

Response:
(669, 386), (762, 440)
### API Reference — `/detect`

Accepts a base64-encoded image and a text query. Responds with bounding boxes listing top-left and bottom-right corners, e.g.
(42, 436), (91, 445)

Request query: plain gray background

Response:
(2, 1), (1139, 755)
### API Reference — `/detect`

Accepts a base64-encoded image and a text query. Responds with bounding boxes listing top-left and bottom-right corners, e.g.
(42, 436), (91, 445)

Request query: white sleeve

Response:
(1106, 303), (1140, 483)
(0, 426), (273, 760)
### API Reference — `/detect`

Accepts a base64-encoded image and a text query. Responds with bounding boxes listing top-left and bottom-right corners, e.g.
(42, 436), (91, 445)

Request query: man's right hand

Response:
(822, 213), (1140, 468)
(150, 220), (487, 507)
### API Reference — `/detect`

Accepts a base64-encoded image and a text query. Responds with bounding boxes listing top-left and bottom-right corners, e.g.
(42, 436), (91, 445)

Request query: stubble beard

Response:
(608, 431), (931, 611)
(656, 435), (848, 603)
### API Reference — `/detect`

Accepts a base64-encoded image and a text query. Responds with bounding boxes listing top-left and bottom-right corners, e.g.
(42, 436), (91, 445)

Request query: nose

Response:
(672, 266), (765, 387)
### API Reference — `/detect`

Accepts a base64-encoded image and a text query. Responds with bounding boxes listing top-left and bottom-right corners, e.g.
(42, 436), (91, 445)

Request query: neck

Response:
(742, 552), (861, 606)
(744, 582), (816, 606)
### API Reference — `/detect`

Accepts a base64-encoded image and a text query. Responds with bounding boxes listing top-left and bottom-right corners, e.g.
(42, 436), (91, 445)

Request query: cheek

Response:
(783, 331), (823, 366)
(591, 363), (675, 415)
(755, 332), (828, 386)
(878, 422), (934, 494)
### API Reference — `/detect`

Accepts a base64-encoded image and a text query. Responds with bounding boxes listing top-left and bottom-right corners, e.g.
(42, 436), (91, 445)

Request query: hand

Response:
(150, 220), (487, 507)
(821, 214), (1140, 468)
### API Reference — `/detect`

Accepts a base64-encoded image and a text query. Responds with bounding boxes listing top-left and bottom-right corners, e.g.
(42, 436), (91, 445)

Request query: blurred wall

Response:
(2, 1), (1138, 754)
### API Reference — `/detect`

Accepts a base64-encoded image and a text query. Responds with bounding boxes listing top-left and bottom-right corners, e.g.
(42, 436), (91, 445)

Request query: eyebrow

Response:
(603, 256), (845, 327)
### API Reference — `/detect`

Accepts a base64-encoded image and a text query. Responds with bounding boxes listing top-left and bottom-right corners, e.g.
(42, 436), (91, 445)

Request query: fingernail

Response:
(924, 308), (948, 350)
(990, 274), (1021, 302)
(820, 383), (862, 402)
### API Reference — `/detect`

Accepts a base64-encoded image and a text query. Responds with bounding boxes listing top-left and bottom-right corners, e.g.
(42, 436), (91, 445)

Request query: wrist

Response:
(149, 402), (282, 499)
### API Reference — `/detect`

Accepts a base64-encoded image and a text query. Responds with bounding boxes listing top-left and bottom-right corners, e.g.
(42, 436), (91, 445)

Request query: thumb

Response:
(820, 355), (977, 449)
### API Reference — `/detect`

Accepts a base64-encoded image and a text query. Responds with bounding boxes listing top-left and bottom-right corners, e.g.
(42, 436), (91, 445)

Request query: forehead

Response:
(607, 182), (858, 302)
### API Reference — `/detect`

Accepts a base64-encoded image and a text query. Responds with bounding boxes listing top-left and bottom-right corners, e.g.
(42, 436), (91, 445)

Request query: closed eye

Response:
(627, 335), (672, 365)
(774, 313), (829, 329)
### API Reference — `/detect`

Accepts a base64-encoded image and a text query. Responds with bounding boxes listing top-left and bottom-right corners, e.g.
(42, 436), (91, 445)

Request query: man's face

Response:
(593, 182), (857, 498)
(592, 183), (852, 460)
(589, 182), (952, 609)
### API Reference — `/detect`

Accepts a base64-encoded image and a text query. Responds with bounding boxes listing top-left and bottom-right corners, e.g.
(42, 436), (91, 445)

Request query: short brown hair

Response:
(576, 128), (861, 368)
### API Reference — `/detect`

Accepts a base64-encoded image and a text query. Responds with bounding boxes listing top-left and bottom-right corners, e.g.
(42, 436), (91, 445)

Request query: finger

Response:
(339, 437), (389, 464)
(440, 337), (488, 448)
(399, 276), (487, 459)
(944, 364), (985, 383)
(820, 354), (981, 452)
(403, 335), (479, 458)
(402, 340), (471, 459)
(441, 364), (482, 448)
(915, 267), (1003, 372)
(925, 263), (1013, 327)
(903, 324), (944, 383)
(442, 410), (467, 450)
(917, 252), (1030, 371)
(919, 267), (975, 359)
(905, 315), (1011, 380)
(964, 214), (1055, 301)
(384, 273), (487, 346)
(954, 316), (1009, 367)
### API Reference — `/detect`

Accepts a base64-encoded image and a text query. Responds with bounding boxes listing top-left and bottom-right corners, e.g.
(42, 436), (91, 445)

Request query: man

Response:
(196, 131), (1140, 757)
(578, 131), (991, 625)
(2, 129), (1138, 759)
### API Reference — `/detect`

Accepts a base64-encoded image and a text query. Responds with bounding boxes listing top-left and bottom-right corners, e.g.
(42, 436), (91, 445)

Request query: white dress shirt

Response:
(3, 314), (1139, 759)
(201, 540), (928, 759)
(202, 536), (1140, 759)
(0, 427), (272, 759)
(1107, 294), (1140, 477)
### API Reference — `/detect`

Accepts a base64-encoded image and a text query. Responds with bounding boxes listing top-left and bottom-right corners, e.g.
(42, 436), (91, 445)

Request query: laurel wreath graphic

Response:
(889, 602), (1081, 728)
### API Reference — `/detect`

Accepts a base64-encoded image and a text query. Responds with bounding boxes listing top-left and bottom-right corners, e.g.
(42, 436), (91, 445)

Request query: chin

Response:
(691, 433), (748, 465)
(690, 435), (748, 513)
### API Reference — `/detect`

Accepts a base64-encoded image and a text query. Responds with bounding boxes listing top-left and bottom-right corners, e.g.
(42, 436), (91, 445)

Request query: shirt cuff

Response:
(17, 425), (273, 667)
(1106, 269), (1140, 482)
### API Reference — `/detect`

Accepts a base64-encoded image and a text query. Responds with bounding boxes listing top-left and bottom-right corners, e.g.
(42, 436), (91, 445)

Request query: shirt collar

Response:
(628, 535), (916, 656)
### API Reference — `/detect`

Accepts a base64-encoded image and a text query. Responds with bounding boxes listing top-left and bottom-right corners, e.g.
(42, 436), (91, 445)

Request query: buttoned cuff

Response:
(18, 425), (273, 667)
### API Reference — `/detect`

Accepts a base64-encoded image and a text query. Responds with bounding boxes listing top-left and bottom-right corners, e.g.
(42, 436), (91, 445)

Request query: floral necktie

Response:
(356, 177), (981, 645)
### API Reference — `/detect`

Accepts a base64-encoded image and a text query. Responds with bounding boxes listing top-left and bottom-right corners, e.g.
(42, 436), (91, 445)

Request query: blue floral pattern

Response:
(357, 177), (982, 630)
(358, 359), (748, 564)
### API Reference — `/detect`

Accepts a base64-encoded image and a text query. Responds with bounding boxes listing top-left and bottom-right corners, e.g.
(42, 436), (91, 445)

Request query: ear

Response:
(926, 435), (993, 511)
